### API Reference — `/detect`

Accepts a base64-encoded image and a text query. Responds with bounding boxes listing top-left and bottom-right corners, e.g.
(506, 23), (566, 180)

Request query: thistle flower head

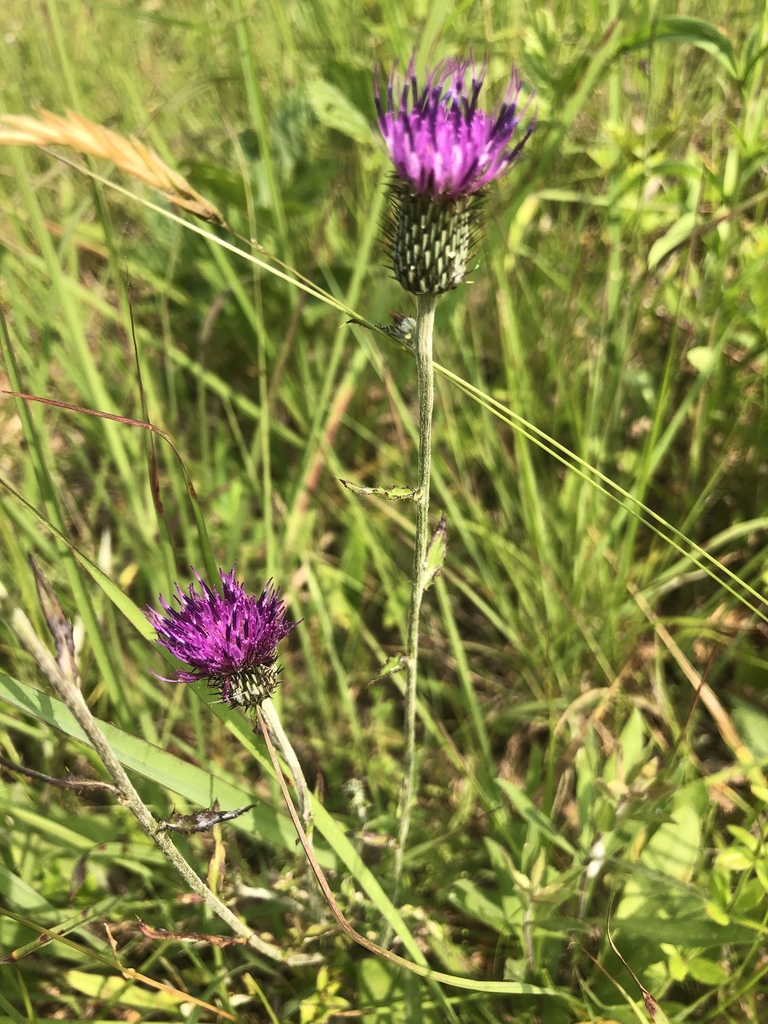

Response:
(146, 566), (297, 709)
(375, 54), (533, 200)
(375, 54), (534, 294)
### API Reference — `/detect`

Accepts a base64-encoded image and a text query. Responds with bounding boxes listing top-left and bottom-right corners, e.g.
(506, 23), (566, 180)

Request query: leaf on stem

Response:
(346, 313), (417, 345)
(367, 652), (407, 687)
(423, 513), (448, 591)
(156, 802), (257, 835)
(340, 479), (418, 501)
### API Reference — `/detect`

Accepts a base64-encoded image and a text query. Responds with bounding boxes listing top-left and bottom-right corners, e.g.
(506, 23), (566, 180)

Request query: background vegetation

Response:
(1, 0), (768, 1021)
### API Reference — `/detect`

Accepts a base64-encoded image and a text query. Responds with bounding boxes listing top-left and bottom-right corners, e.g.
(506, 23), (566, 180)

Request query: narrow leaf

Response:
(340, 479), (418, 501)
(423, 513), (448, 591)
(619, 16), (738, 80)
(367, 652), (406, 687)
(648, 212), (696, 270)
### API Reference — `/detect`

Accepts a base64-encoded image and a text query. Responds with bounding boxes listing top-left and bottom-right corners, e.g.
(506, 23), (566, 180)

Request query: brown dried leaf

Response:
(137, 919), (247, 947)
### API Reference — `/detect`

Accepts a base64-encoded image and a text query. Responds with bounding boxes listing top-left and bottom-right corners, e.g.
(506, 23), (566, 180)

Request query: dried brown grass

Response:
(0, 108), (226, 227)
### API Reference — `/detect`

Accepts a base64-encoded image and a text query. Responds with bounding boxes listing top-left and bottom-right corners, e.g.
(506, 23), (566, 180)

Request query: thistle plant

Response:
(9, 559), (317, 966)
(375, 54), (534, 886)
(146, 566), (313, 835)
(146, 566), (296, 708)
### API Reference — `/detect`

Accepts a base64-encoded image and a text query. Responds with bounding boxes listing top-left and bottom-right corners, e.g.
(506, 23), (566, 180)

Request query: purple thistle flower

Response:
(375, 54), (533, 199)
(374, 54), (534, 294)
(146, 566), (297, 709)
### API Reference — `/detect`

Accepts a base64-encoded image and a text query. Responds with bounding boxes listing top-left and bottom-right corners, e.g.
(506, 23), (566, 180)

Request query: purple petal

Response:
(374, 54), (534, 199)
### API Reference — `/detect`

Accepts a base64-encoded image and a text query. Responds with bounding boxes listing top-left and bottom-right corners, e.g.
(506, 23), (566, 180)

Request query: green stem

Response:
(393, 291), (438, 891)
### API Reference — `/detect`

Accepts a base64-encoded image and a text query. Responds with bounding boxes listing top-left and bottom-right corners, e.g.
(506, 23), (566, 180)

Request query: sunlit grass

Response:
(1, 1), (768, 1021)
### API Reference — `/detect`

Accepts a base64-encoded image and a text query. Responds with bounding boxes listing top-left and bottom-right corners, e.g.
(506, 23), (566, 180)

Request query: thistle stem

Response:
(393, 291), (437, 891)
(259, 695), (313, 840)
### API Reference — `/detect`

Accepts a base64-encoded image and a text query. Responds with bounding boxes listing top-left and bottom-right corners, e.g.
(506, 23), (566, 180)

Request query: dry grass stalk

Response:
(0, 108), (227, 227)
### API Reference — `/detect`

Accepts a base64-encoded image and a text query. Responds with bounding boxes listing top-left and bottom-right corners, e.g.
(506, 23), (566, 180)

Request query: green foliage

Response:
(1, 0), (768, 1021)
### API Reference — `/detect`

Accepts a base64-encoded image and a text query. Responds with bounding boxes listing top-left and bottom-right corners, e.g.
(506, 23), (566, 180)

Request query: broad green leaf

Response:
(449, 878), (512, 935)
(686, 347), (717, 373)
(705, 901), (731, 926)
(687, 957), (730, 985)
(614, 912), (753, 946)
(0, 862), (54, 913)
(357, 954), (405, 1004)
(648, 212), (696, 270)
(641, 802), (701, 881)
(65, 971), (182, 1013)
(307, 80), (370, 143)
(619, 16), (738, 80)
(715, 848), (754, 872)
(730, 696), (768, 760)
(605, 706), (645, 782)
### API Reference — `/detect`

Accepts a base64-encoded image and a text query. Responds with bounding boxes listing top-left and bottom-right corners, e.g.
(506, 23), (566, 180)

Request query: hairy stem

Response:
(259, 695), (313, 839)
(393, 291), (437, 891)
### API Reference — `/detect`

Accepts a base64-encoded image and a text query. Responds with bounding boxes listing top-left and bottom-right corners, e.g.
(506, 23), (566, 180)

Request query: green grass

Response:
(2, 0), (768, 1021)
